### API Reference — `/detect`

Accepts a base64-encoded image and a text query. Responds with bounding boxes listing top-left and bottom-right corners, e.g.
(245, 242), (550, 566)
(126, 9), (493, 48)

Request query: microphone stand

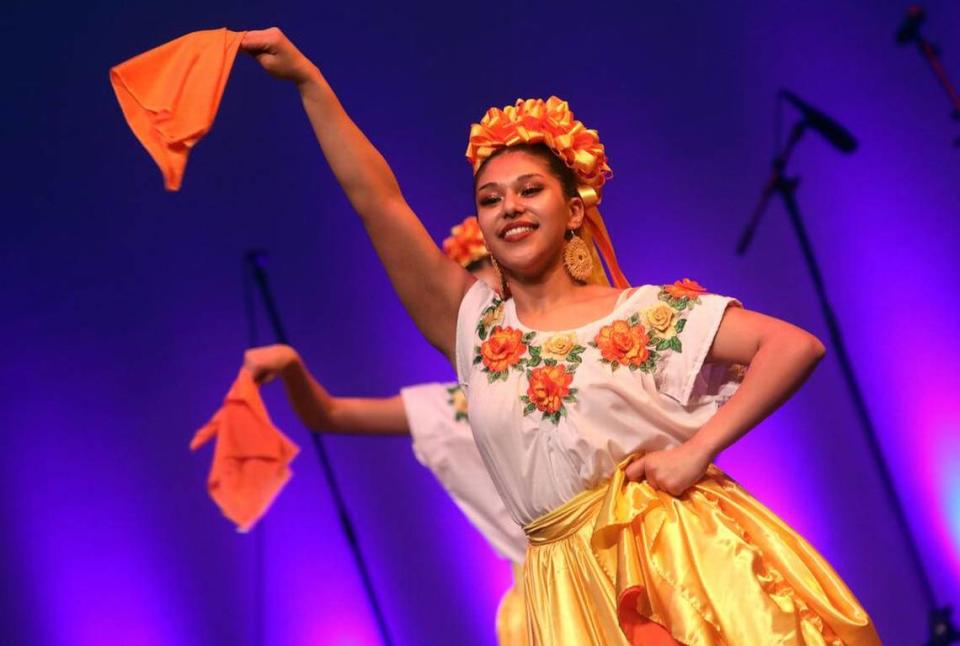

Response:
(897, 5), (960, 147)
(737, 121), (958, 645)
(243, 250), (394, 646)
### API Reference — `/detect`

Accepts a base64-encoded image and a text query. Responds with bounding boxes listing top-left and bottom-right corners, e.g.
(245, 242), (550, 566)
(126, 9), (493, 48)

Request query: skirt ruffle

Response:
(521, 461), (880, 645)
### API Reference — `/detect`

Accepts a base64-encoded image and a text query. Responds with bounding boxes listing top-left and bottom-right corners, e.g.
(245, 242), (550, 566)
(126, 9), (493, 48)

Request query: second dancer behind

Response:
(243, 217), (528, 645)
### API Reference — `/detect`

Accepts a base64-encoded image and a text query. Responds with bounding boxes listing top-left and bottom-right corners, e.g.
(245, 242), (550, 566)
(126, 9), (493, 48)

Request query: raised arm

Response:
(240, 28), (473, 359)
(245, 345), (410, 435)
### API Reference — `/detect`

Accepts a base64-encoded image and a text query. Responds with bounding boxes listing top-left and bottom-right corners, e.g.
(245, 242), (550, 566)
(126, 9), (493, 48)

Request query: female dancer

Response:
(239, 27), (880, 645)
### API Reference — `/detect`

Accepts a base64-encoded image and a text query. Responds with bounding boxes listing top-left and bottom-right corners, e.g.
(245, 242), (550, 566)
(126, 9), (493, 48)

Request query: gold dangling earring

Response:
(563, 230), (594, 283)
(490, 256), (511, 298)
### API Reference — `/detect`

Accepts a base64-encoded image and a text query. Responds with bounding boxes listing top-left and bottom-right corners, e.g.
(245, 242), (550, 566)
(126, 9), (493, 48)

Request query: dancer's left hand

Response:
(625, 442), (712, 497)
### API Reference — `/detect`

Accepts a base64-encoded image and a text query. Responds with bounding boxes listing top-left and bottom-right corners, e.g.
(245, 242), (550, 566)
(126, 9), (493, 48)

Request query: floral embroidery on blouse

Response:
(447, 385), (469, 422)
(520, 333), (585, 424)
(471, 281), (707, 424)
(474, 324), (532, 382)
(590, 279), (707, 373)
(473, 297), (583, 424)
(474, 298), (530, 381)
(476, 300), (505, 340)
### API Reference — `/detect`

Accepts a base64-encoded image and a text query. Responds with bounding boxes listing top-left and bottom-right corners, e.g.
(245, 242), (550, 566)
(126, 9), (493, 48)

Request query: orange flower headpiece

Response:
(443, 216), (490, 268)
(465, 97), (629, 288)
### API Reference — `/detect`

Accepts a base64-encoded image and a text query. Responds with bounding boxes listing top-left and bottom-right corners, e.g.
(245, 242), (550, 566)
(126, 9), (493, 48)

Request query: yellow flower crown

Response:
(465, 96), (612, 192)
(442, 216), (490, 268)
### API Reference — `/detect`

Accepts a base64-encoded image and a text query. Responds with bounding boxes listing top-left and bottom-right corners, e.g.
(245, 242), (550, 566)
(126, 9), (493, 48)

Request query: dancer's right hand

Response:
(244, 344), (300, 384)
(240, 28), (318, 85)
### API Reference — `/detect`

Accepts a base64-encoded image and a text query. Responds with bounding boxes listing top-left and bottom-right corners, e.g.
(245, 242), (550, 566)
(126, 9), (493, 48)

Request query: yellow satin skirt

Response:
(496, 562), (529, 645)
(521, 462), (881, 645)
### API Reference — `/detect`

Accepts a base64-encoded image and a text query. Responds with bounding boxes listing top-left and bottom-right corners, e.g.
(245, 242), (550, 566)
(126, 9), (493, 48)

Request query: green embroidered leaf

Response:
(544, 358), (558, 366)
(523, 332), (537, 343)
(563, 395), (576, 403)
(676, 297), (690, 310)
(588, 341), (598, 348)
(611, 361), (620, 372)
(670, 336), (683, 352)
(656, 338), (672, 352)
(568, 354), (582, 364)
(523, 403), (537, 415)
(527, 356), (542, 367)
(675, 318), (687, 333)
(529, 346), (542, 356)
(455, 412), (468, 422)
(628, 313), (640, 326)
(487, 372), (499, 384)
(477, 325), (488, 340)
(568, 388), (578, 396)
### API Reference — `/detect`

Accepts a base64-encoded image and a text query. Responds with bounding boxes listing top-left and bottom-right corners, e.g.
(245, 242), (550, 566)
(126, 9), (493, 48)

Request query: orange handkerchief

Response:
(191, 368), (299, 532)
(110, 28), (245, 190)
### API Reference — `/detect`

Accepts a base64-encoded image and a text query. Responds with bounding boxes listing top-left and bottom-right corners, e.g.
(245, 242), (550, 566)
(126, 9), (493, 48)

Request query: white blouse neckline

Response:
(504, 285), (651, 336)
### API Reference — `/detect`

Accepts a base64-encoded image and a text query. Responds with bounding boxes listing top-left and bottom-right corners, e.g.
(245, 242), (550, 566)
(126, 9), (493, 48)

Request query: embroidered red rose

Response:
(594, 320), (650, 367)
(664, 278), (707, 301)
(480, 326), (527, 373)
(526, 364), (574, 414)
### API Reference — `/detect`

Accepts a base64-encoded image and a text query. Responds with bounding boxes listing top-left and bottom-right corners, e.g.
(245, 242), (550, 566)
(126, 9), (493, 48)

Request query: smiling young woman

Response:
(239, 26), (880, 645)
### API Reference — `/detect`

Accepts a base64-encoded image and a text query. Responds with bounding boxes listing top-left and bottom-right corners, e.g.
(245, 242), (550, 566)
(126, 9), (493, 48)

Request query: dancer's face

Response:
(474, 150), (584, 280)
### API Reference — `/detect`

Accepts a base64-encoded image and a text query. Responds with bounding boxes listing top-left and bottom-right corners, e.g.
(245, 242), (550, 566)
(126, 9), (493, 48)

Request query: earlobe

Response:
(567, 197), (586, 230)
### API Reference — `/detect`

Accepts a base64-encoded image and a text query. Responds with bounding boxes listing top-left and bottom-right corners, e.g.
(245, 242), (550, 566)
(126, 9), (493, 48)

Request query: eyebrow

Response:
(477, 173), (545, 192)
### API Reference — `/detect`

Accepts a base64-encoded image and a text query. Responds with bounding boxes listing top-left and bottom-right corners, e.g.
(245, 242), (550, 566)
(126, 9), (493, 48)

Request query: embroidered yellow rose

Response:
(450, 387), (468, 418)
(542, 333), (577, 360)
(645, 303), (676, 336)
(481, 302), (504, 329)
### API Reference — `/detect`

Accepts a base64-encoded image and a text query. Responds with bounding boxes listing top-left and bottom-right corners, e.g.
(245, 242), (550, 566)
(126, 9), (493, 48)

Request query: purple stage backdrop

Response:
(2, 1), (958, 644)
